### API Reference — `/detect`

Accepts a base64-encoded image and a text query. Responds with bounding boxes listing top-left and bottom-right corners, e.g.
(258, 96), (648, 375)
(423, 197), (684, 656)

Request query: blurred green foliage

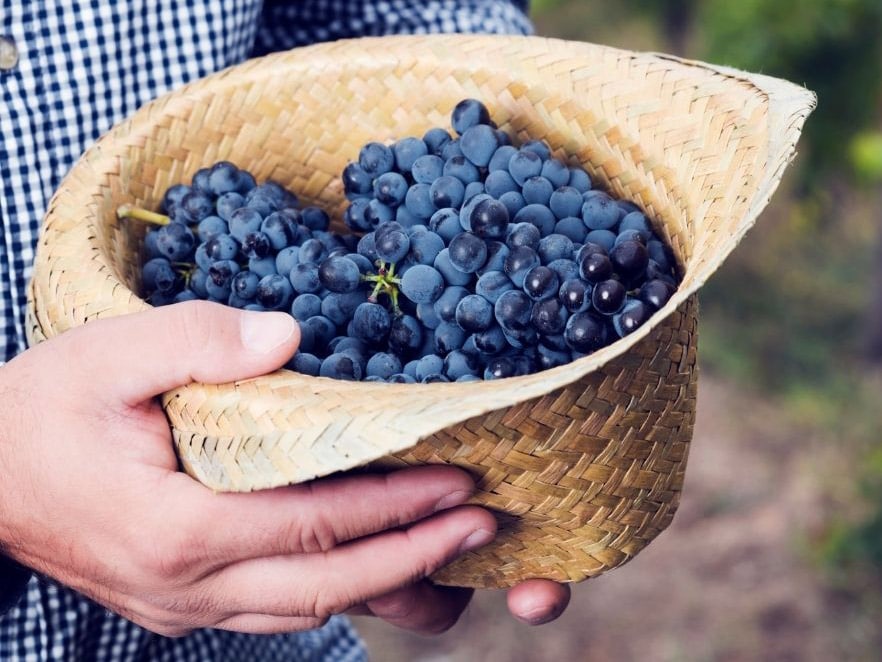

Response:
(534, 0), (882, 585)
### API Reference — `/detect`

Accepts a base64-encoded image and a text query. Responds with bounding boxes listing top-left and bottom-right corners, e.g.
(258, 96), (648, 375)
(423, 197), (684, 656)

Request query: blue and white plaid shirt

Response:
(0, 1), (531, 659)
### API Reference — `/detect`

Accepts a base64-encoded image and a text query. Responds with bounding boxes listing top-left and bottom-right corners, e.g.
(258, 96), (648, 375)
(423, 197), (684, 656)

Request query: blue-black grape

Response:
(155, 222), (195, 261)
(352, 302), (392, 344)
(610, 239), (649, 283)
(291, 293), (322, 320)
(530, 298), (568, 335)
(451, 98), (491, 135)
(320, 353), (363, 381)
(142, 257), (177, 294)
(366, 352), (403, 379)
(448, 233), (487, 274)
(319, 256), (362, 293)
(256, 274), (294, 310)
(564, 312), (606, 353)
(612, 299), (652, 337)
(374, 172), (409, 207)
(522, 177), (554, 206)
(400, 264), (445, 304)
(523, 266), (559, 301)
(460, 124), (499, 167)
(359, 142), (395, 177)
(455, 294), (494, 332)
(591, 279), (626, 315)
(639, 279), (676, 310)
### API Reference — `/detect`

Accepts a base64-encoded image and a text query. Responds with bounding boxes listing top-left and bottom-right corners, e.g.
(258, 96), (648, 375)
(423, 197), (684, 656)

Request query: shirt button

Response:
(0, 36), (19, 71)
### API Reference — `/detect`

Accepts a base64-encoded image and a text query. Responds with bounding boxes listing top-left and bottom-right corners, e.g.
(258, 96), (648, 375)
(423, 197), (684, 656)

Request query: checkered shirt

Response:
(0, 1), (531, 660)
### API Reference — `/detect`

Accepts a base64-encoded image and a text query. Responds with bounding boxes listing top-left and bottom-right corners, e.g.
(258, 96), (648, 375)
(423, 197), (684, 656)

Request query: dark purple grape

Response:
(564, 312), (606, 353)
(375, 229), (411, 264)
(444, 350), (479, 380)
(448, 233), (487, 274)
(142, 257), (177, 294)
(319, 256), (362, 293)
(359, 142), (395, 177)
(639, 279), (676, 310)
(393, 137), (428, 173)
(430, 176), (466, 210)
(612, 299), (652, 337)
(320, 353), (363, 381)
(400, 264), (445, 304)
(506, 223), (541, 250)
(610, 239), (649, 282)
(531, 298), (568, 335)
(352, 302), (391, 344)
(579, 252), (613, 283)
(389, 314), (423, 355)
(460, 124), (499, 167)
(559, 278), (592, 313)
(503, 245), (540, 288)
(451, 98), (491, 135)
(231, 270), (260, 300)
(374, 172), (408, 207)
(242, 231), (272, 259)
(522, 176), (554, 206)
(523, 266), (559, 301)
(433, 286), (470, 323)
(423, 128), (452, 156)
(591, 279), (626, 315)
(455, 295), (494, 332)
(256, 274), (294, 310)
(508, 149), (542, 186)
(494, 290), (533, 332)
(469, 199), (509, 240)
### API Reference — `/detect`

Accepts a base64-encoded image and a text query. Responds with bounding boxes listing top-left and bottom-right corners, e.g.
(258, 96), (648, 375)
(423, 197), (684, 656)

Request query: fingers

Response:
(363, 582), (474, 635)
(506, 579), (571, 625)
(205, 505), (496, 618)
(154, 465), (477, 573)
(57, 301), (299, 406)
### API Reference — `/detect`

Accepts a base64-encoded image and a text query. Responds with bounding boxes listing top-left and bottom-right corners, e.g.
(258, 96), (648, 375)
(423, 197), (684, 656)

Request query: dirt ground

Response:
(352, 375), (877, 661)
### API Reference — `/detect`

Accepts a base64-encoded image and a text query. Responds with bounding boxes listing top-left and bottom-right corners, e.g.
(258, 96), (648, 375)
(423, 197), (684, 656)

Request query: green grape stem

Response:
(362, 260), (403, 315)
(117, 204), (171, 226)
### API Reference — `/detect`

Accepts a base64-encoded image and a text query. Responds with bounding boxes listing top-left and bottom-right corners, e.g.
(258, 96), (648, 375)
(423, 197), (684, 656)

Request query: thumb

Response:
(58, 301), (300, 406)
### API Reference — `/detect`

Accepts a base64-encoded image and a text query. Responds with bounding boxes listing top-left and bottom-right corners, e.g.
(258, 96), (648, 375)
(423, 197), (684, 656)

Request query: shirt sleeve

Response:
(252, 0), (532, 56)
(0, 554), (32, 615)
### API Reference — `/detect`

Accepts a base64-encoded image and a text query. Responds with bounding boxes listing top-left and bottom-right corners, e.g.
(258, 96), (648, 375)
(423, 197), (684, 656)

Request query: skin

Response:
(0, 301), (568, 636)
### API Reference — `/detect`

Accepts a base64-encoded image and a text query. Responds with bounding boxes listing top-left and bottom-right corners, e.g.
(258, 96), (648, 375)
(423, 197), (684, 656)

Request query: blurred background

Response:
(355, 1), (882, 659)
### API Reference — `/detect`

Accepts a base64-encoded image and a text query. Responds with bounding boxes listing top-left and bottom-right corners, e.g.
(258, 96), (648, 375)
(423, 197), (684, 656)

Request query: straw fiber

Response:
(27, 35), (815, 587)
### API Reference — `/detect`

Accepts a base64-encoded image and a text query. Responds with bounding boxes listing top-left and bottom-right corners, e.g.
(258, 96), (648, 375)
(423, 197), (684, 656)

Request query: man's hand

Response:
(0, 300), (570, 636)
(0, 302), (499, 635)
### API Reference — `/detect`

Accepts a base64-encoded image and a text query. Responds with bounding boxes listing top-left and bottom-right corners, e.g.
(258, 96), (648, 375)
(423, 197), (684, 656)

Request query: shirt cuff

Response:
(0, 554), (32, 614)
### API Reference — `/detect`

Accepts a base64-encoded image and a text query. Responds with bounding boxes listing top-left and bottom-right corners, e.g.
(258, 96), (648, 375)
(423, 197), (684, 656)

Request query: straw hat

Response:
(27, 35), (815, 588)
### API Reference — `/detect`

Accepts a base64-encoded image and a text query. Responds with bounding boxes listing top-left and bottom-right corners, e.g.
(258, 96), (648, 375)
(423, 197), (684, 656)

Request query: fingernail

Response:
(433, 490), (472, 513)
(240, 312), (296, 354)
(459, 528), (494, 554)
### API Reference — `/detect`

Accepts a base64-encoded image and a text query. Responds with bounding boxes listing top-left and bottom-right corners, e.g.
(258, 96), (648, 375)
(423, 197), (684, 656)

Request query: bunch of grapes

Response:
(131, 99), (679, 382)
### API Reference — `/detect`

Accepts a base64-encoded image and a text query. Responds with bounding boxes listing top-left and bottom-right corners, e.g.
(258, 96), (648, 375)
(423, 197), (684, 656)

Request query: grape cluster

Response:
(134, 99), (679, 383)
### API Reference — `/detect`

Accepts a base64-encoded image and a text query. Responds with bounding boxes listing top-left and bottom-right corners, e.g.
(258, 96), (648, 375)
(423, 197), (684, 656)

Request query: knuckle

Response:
(313, 586), (357, 619)
(298, 517), (340, 555)
(135, 531), (197, 581)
